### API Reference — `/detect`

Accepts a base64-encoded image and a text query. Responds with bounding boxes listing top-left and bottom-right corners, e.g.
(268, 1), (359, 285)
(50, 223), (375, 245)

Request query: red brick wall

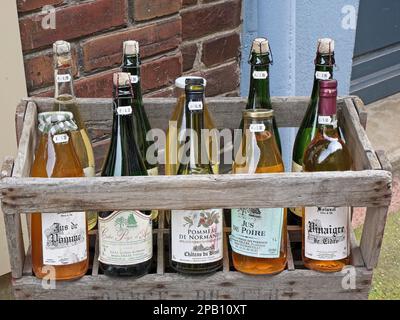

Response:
(18, 0), (242, 98)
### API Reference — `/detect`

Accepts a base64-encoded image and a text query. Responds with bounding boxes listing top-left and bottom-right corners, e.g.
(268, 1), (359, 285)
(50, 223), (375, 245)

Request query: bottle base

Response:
(100, 260), (152, 278)
(170, 260), (222, 275)
(303, 257), (349, 273)
(232, 253), (287, 275)
(32, 262), (88, 281)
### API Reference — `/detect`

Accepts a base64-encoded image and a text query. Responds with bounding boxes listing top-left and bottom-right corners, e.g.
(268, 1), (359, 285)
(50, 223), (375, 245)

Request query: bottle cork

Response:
(123, 40), (139, 55)
(251, 37), (270, 54)
(53, 40), (72, 67)
(113, 72), (131, 87)
(317, 38), (335, 54)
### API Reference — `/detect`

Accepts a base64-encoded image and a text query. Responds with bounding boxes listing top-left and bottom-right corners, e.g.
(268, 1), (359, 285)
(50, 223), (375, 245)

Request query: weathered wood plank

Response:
(92, 233), (100, 277)
(15, 100), (28, 146)
(286, 232), (295, 271)
(350, 229), (364, 267)
(339, 99), (381, 170)
(1, 157), (25, 279)
(360, 206), (389, 270)
(24, 97), (342, 131)
(0, 170), (391, 214)
(223, 220), (230, 273)
(156, 211), (165, 275)
(12, 268), (372, 300)
(23, 246), (33, 276)
(351, 96), (368, 130)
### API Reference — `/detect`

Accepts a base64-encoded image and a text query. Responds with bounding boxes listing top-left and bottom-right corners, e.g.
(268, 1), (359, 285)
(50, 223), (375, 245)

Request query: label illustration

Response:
(42, 212), (87, 265)
(230, 208), (283, 258)
(171, 209), (223, 264)
(305, 207), (349, 260)
(99, 210), (152, 265)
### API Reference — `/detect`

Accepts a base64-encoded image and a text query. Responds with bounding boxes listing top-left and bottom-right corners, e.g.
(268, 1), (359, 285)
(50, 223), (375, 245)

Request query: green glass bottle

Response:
(52, 40), (97, 230)
(121, 40), (158, 176)
(170, 79), (223, 274)
(98, 73), (152, 277)
(243, 37), (281, 152)
(289, 38), (335, 226)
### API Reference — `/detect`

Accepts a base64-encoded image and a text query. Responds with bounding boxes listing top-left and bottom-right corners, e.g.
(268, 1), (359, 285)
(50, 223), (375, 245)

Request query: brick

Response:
(75, 53), (182, 97)
(141, 53), (182, 92)
(199, 62), (239, 96)
(19, 0), (127, 52)
(17, 0), (64, 13)
(182, 0), (197, 7)
(133, 0), (181, 21)
(181, 43), (197, 71)
(75, 69), (116, 98)
(202, 32), (240, 67)
(24, 48), (78, 91)
(182, 0), (241, 40)
(82, 17), (181, 72)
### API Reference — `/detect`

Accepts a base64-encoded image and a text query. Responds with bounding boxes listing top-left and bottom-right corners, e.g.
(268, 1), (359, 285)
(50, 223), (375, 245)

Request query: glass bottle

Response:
(166, 76), (219, 176)
(31, 111), (89, 280)
(231, 109), (287, 275)
(243, 37), (281, 152)
(302, 79), (352, 272)
(289, 38), (335, 226)
(170, 79), (223, 274)
(98, 73), (153, 277)
(52, 40), (97, 230)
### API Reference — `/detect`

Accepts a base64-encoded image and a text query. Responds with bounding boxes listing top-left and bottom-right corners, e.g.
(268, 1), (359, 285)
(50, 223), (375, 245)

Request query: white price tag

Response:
(130, 75), (139, 84)
(56, 74), (72, 83)
(188, 101), (203, 111)
(53, 133), (69, 144)
(318, 116), (337, 127)
(315, 71), (331, 80)
(252, 70), (268, 79)
(117, 106), (132, 115)
(250, 123), (266, 132)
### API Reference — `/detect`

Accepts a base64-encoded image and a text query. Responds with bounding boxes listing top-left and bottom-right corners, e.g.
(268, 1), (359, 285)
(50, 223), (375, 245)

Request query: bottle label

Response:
(171, 209), (223, 264)
(315, 71), (331, 80)
(41, 212), (87, 265)
(130, 75), (139, 84)
(230, 208), (283, 258)
(249, 123), (266, 133)
(318, 116), (337, 127)
(52, 133), (69, 144)
(188, 101), (203, 111)
(304, 207), (349, 261)
(117, 106), (132, 115)
(289, 161), (304, 218)
(252, 70), (268, 79)
(98, 210), (152, 266)
(56, 74), (72, 83)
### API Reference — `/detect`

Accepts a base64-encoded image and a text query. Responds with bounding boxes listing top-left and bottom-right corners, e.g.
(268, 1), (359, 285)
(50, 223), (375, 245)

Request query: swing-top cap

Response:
(251, 38), (270, 54)
(53, 40), (71, 55)
(113, 72), (131, 87)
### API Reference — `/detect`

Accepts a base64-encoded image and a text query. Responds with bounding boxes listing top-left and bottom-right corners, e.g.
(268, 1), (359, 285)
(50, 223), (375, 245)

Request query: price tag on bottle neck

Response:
(117, 106), (132, 115)
(315, 71), (331, 80)
(56, 74), (72, 83)
(318, 116), (337, 127)
(249, 123), (266, 132)
(53, 133), (69, 144)
(130, 75), (139, 84)
(188, 101), (203, 111)
(252, 70), (268, 79)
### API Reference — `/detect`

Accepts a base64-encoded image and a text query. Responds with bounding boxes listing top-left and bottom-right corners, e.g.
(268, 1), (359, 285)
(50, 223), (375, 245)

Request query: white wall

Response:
(0, 1), (27, 275)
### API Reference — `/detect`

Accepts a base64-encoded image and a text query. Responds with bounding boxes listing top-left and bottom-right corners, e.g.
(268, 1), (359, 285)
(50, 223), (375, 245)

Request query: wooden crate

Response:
(0, 96), (392, 300)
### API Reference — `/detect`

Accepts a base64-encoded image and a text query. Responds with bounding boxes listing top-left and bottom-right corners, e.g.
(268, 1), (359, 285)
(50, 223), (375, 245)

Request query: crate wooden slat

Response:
(0, 96), (392, 300)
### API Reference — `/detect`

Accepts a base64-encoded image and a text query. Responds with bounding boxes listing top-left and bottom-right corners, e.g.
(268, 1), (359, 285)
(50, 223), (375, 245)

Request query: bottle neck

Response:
(311, 53), (335, 97)
(317, 95), (339, 137)
(122, 54), (142, 102)
(54, 64), (74, 99)
(247, 53), (272, 109)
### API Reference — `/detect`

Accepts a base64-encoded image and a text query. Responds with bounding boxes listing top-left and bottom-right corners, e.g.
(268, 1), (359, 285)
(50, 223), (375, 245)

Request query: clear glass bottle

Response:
(52, 40), (97, 230)
(289, 38), (335, 226)
(302, 79), (352, 272)
(166, 76), (219, 176)
(98, 73), (153, 277)
(31, 111), (89, 280)
(170, 79), (223, 274)
(231, 109), (287, 275)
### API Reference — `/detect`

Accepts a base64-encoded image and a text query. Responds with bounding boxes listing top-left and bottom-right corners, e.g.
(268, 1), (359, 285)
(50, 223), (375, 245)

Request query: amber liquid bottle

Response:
(231, 110), (287, 274)
(31, 112), (89, 280)
(98, 73), (153, 277)
(52, 40), (97, 230)
(302, 79), (352, 272)
(170, 79), (223, 274)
